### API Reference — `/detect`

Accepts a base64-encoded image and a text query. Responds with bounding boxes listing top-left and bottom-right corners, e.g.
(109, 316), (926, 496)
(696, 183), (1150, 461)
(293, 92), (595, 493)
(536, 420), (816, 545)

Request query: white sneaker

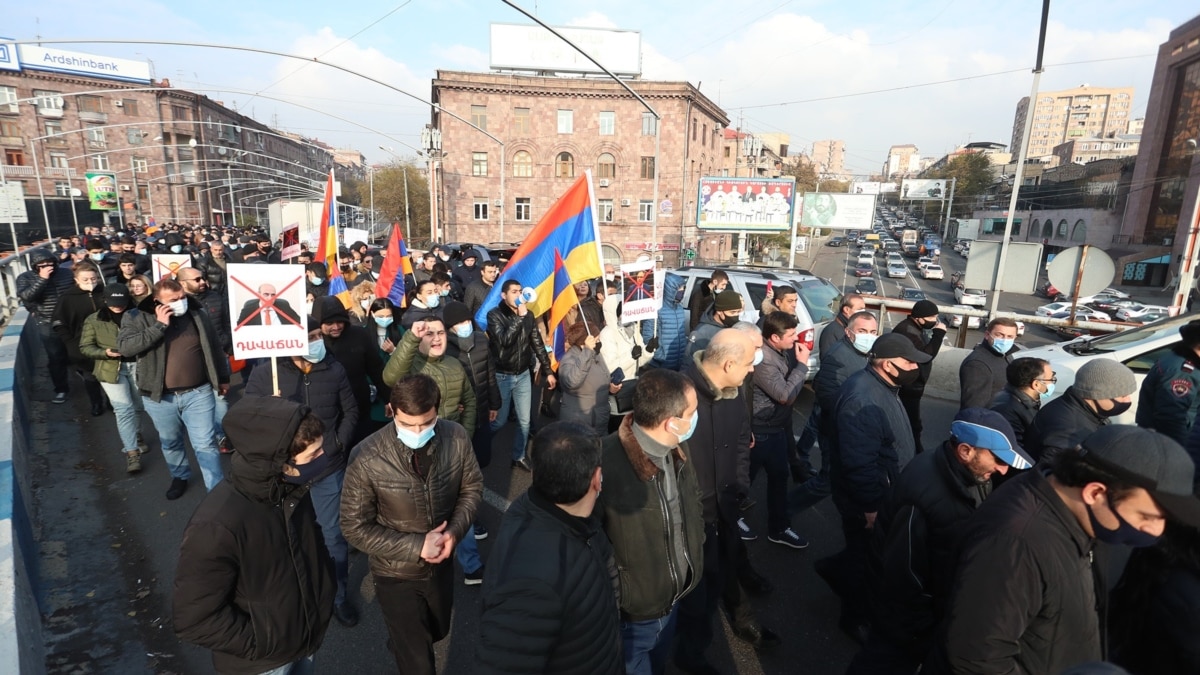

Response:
(737, 517), (757, 541)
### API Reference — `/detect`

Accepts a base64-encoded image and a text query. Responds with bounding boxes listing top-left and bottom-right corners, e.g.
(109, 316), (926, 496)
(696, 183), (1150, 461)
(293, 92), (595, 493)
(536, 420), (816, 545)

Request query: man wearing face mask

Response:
(891, 300), (948, 453)
(85, 237), (119, 282)
(958, 318), (1020, 410)
(381, 318), (476, 437)
(305, 262), (330, 298)
(244, 318), (359, 626)
(1024, 358), (1137, 466)
(825, 333), (929, 644)
(173, 398), (335, 675)
(341, 373), (482, 674)
(849, 408), (1030, 674)
(927, 425), (1200, 675)
(402, 279), (445, 329)
(118, 279), (230, 500)
(599, 369), (705, 675)
(990, 357), (1053, 449)
(687, 290), (743, 359)
(688, 271), (729, 331)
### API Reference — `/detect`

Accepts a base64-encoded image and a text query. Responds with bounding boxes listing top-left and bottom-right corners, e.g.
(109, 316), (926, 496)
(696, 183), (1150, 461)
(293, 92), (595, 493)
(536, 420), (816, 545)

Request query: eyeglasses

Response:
(1037, 376), (1058, 384)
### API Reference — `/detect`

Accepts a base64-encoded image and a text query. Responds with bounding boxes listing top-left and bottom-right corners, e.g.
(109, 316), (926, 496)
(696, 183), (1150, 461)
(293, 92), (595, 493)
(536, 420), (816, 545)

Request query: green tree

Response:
(372, 161), (432, 242)
(928, 153), (994, 212)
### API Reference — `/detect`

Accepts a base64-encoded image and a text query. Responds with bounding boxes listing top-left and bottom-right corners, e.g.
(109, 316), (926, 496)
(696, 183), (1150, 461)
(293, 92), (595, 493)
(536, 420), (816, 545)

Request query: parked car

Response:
(1128, 308), (1172, 324)
(954, 286), (987, 306)
(887, 262), (907, 279)
(826, 236), (846, 247)
(853, 263), (874, 278)
(855, 278), (879, 295)
(1091, 298), (1141, 315)
(1115, 304), (1170, 322)
(1036, 301), (1075, 317)
(900, 287), (927, 302)
(1047, 308), (1112, 323)
(945, 305), (982, 329)
(1018, 312), (1199, 424)
(922, 264), (944, 280)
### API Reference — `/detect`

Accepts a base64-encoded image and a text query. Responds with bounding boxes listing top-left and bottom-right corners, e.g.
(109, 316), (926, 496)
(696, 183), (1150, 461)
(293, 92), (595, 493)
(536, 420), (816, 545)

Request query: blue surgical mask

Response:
(991, 337), (1014, 354)
(752, 348), (764, 366)
(454, 324), (473, 339)
(425, 294), (440, 309)
(852, 333), (877, 353)
(396, 421), (436, 448)
(1038, 381), (1055, 401)
(374, 316), (394, 328)
(169, 245), (183, 254)
(670, 410), (699, 443)
(310, 276), (324, 286)
(89, 252), (104, 262)
(303, 339), (326, 363)
(439, 289), (450, 297)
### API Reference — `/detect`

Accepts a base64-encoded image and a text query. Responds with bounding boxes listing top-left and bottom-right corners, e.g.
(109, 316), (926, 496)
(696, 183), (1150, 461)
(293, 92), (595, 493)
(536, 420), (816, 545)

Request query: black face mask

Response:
(890, 364), (920, 387)
(1100, 399), (1132, 418)
(1086, 498), (1159, 547)
(721, 314), (741, 328)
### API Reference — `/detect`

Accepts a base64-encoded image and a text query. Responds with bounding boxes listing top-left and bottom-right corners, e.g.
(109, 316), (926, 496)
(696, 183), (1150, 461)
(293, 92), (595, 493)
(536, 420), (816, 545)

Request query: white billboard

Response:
(0, 183), (28, 223)
(696, 177), (796, 232)
(901, 179), (948, 201)
(18, 45), (151, 83)
(799, 193), (876, 230)
(850, 181), (881, 195)
(490, 23), (642, 77)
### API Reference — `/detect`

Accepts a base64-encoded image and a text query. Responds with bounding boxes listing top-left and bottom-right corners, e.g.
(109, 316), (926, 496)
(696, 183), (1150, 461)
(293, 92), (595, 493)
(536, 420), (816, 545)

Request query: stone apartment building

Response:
(430, 70), (729, 265)
(1010, 85), (1136, 161)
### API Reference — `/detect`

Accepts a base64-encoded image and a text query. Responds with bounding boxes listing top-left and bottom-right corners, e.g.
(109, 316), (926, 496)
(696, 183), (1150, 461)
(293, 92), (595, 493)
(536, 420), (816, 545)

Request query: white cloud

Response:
(431, 44), (489, 71)
(567, 12), (619, 29)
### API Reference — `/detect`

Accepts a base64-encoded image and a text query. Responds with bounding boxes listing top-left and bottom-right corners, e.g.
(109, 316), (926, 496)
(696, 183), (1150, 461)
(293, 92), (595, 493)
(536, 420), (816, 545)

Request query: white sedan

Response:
(945, 305), (982, 329)
(1036, 301), (1075, 317)
(922, 264), (944, 280)
(955, 286), (987, 306)
(1115, 304), (1171, 322)
(916, 256), (934, 270)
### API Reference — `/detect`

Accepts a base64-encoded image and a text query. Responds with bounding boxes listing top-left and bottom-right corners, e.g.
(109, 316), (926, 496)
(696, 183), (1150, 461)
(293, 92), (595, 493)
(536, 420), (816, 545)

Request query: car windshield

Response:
(796, 279), (840, 323)
(1063, 312), (1197, 355)
(965, 289), (986, 295)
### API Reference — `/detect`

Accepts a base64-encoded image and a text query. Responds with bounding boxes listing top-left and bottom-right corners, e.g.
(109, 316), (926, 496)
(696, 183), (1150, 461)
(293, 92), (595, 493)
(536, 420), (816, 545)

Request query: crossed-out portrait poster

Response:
(226, 263), (308, 360)
(151, 254), (192, 282)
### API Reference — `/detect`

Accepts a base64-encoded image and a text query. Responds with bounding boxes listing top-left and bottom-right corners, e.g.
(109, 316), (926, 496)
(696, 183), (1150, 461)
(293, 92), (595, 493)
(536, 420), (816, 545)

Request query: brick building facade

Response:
(430, 70), (729, 265)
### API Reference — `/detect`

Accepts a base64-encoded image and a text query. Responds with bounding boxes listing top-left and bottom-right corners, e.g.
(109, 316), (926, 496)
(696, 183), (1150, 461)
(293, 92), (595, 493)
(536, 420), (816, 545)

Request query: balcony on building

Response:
(78, 111), (108, 124)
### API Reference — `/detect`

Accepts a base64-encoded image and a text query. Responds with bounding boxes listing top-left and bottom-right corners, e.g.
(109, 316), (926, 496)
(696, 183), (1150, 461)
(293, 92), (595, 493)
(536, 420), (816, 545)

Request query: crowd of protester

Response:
(17, 222), (1200, 675)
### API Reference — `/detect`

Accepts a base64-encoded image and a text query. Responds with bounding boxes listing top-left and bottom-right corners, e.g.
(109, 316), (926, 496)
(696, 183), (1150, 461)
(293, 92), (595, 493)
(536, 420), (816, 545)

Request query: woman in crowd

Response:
(557, 321), (617, 436)
(347, 281), (377, 327)
(78, 284), (146, 473)
(127, 274), (153, 308)
(366, 297), (404, 428)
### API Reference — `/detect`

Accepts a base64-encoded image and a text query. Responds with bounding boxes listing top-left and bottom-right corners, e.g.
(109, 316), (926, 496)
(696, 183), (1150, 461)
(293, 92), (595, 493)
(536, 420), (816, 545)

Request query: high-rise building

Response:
(884, 144), (921, 179)
(811, 139), (846, 178)
(1010, 85), (1136, 161)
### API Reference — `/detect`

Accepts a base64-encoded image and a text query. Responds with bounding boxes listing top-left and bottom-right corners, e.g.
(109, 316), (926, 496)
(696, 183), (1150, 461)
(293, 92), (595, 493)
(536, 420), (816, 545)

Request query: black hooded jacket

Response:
(173, 397), (335, 675)
(314, 297), (386, 419)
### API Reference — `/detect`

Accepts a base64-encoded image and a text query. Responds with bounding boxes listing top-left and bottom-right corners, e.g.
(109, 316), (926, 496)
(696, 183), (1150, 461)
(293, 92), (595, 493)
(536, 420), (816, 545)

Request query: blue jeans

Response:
(98, 362), (143, 453)
(491, 371), (531, 462)
(213, 393), (228, 441)
(142, 387), (223, 489)
(749, 429), (790, 534)
(256, 654), (314, 675)
(309, 468), (348, 605)
(621, 604), (678, 675)
(456, 524), (481, 574)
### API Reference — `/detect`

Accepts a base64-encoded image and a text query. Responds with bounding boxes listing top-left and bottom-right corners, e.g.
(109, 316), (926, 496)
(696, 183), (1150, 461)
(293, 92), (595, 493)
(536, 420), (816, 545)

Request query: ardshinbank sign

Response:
(4, 44), (152, 83)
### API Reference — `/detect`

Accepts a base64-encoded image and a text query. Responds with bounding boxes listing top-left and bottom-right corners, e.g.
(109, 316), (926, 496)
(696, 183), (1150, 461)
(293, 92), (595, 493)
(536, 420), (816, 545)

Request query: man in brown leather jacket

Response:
(340, 373), (482, 674)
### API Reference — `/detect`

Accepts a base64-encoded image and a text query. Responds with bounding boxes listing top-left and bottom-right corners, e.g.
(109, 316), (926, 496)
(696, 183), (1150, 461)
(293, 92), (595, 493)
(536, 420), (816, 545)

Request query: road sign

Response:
(0, 182), (29, 224)
(1047, 245), (1115, 299)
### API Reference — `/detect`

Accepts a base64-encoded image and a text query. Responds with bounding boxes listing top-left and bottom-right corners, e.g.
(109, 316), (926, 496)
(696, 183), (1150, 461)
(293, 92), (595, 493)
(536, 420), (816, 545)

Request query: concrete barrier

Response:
(0, 310), (45, 674)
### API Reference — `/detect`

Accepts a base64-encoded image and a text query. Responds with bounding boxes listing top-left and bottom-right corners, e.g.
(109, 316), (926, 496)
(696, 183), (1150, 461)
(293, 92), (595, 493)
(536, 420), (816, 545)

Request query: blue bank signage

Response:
(17, 45), (151, 83)
(0, 40), (19, 72)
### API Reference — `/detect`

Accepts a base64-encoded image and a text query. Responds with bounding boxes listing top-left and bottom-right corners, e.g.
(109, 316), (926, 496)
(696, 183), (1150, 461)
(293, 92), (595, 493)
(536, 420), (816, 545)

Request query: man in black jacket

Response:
(927, 426), (1200, 675)
(818, 292), (867, 357)
(891, 299), (947, 453)
(192, 240), (229, 294)
(464, 259), (499, 317)
(989, 357), (1051, 449)
(19, 251), (72, 402)
(849, 408), (1030, 674)
(314, 297), (387, 444)
(958, 318), (1019, 409)
(1025, 358), (1136, 465)
(486, 279), (554, 470)
(477, 422), (622, 675)
(245, 320), (360, 628)
(173, 396), (335, 675)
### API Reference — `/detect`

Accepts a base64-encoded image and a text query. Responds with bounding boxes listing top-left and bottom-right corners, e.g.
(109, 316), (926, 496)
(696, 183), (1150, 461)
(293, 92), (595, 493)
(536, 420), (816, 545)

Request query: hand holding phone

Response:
(610, 368), (625, 386)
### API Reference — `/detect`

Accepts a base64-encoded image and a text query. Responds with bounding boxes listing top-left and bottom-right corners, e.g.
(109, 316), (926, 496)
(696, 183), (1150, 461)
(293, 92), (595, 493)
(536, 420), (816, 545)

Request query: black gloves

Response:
(631, 345), (643, 360)
(646, 337), (660, 352)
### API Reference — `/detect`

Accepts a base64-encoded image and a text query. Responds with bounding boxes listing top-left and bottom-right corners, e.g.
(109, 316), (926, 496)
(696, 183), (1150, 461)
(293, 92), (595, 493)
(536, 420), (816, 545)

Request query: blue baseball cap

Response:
(952, 408), (1032, 470)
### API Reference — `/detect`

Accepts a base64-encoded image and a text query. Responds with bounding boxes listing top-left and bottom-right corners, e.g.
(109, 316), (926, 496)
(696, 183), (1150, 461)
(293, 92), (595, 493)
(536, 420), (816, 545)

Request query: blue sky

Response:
(6, 1), (1196, 173)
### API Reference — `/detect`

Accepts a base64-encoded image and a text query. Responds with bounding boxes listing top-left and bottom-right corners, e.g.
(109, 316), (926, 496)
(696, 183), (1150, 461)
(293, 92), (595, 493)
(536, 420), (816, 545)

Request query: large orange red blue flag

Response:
(375, 223), (413, 307)
(315, 169), (350, 306)
(475, 172), (603, 331)
(547, 248), (580, 370)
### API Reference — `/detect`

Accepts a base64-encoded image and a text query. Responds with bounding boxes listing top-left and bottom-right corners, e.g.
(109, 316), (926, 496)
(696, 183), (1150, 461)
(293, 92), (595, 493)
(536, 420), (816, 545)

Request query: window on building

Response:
(1071, 219), (1087, 242)
(33, 90), (63, 111)
(4, 148), (25, 166)
(598, 198), (614, 223)
(599, 111), (615, 135)
(557, 110), (574, 134)
(85, 127), (106, 146)
(597, 153), (616, 179)
(514, 107), (531, 134)
(472, 151), (488, 177)
(126, 127), (144, 144)
(515, 197), (531, 221)
(639, 199), (654, 222)
(54, 181), (71, 197)
(724, 146), (731, 158)
(1056, 219), (1068, 237)
(642, 112), (658, 136)
(473, 199), (489, 221)
(702, 123), (707, 145)
(470, 105), (487, 131)
(172, 105), (189, 121)
(137, 185), (149, 202)
(77, 96), (103, 113)
(640, 156), (655, 179)
(185, 186), (198, 202)
(691, 119), (697, 142)
(0, 86), (16, 108)
(513, 150), (533, 177)
(556, 152), (574, 178)
(0, 119), (19, 138)
(122, 99), (139, 116)
(90, 154), (109, 171)
(133, 157), (148, 173)
(49, 152), (68, 169)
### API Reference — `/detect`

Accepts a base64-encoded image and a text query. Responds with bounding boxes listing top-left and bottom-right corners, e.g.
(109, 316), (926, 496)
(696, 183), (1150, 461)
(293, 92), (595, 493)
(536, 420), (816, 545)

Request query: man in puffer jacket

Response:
(642, 272), (688, 371)
(245, 319), (360, 628)
(382, 317), (476, 436)
(17, 250), (70, 400)
(173, 396), (336, 675)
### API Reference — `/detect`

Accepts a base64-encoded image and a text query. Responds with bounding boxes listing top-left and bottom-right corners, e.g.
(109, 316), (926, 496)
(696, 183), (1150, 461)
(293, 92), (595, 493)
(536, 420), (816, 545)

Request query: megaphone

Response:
(516, 287), (538, 306)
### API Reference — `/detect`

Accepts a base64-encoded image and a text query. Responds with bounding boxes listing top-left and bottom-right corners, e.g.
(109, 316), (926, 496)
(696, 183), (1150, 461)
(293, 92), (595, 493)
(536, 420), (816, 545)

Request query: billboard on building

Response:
(0, 40), (19, 72)
(490, 24), (642, 77)
(850, 181), (881, 195)
(18, 45), (152, 83)
(799, 193), (876, 230)
(696, 177), (796, 232)
(880, 183), (899, 193)
(85, 172), (118, 210)
(900, 179), (948, 200)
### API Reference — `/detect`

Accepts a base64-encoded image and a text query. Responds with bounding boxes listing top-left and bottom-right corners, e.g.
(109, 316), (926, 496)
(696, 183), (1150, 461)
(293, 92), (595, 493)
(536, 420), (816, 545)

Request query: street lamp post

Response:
(421, 126), (442, 243)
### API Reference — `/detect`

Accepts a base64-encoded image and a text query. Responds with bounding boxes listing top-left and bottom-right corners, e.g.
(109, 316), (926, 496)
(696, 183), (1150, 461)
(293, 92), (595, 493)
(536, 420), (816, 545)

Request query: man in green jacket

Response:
(382, 318), (475, 436)
(599, 368), (706, 675)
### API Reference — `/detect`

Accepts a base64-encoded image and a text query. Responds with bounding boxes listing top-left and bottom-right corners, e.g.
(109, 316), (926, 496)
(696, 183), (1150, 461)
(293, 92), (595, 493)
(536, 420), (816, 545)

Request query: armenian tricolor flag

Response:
(375, 223), (413, 307)
(475, 172), (604, 331)
(547, 248), (580, 370)
(315, 169), (350, 306)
